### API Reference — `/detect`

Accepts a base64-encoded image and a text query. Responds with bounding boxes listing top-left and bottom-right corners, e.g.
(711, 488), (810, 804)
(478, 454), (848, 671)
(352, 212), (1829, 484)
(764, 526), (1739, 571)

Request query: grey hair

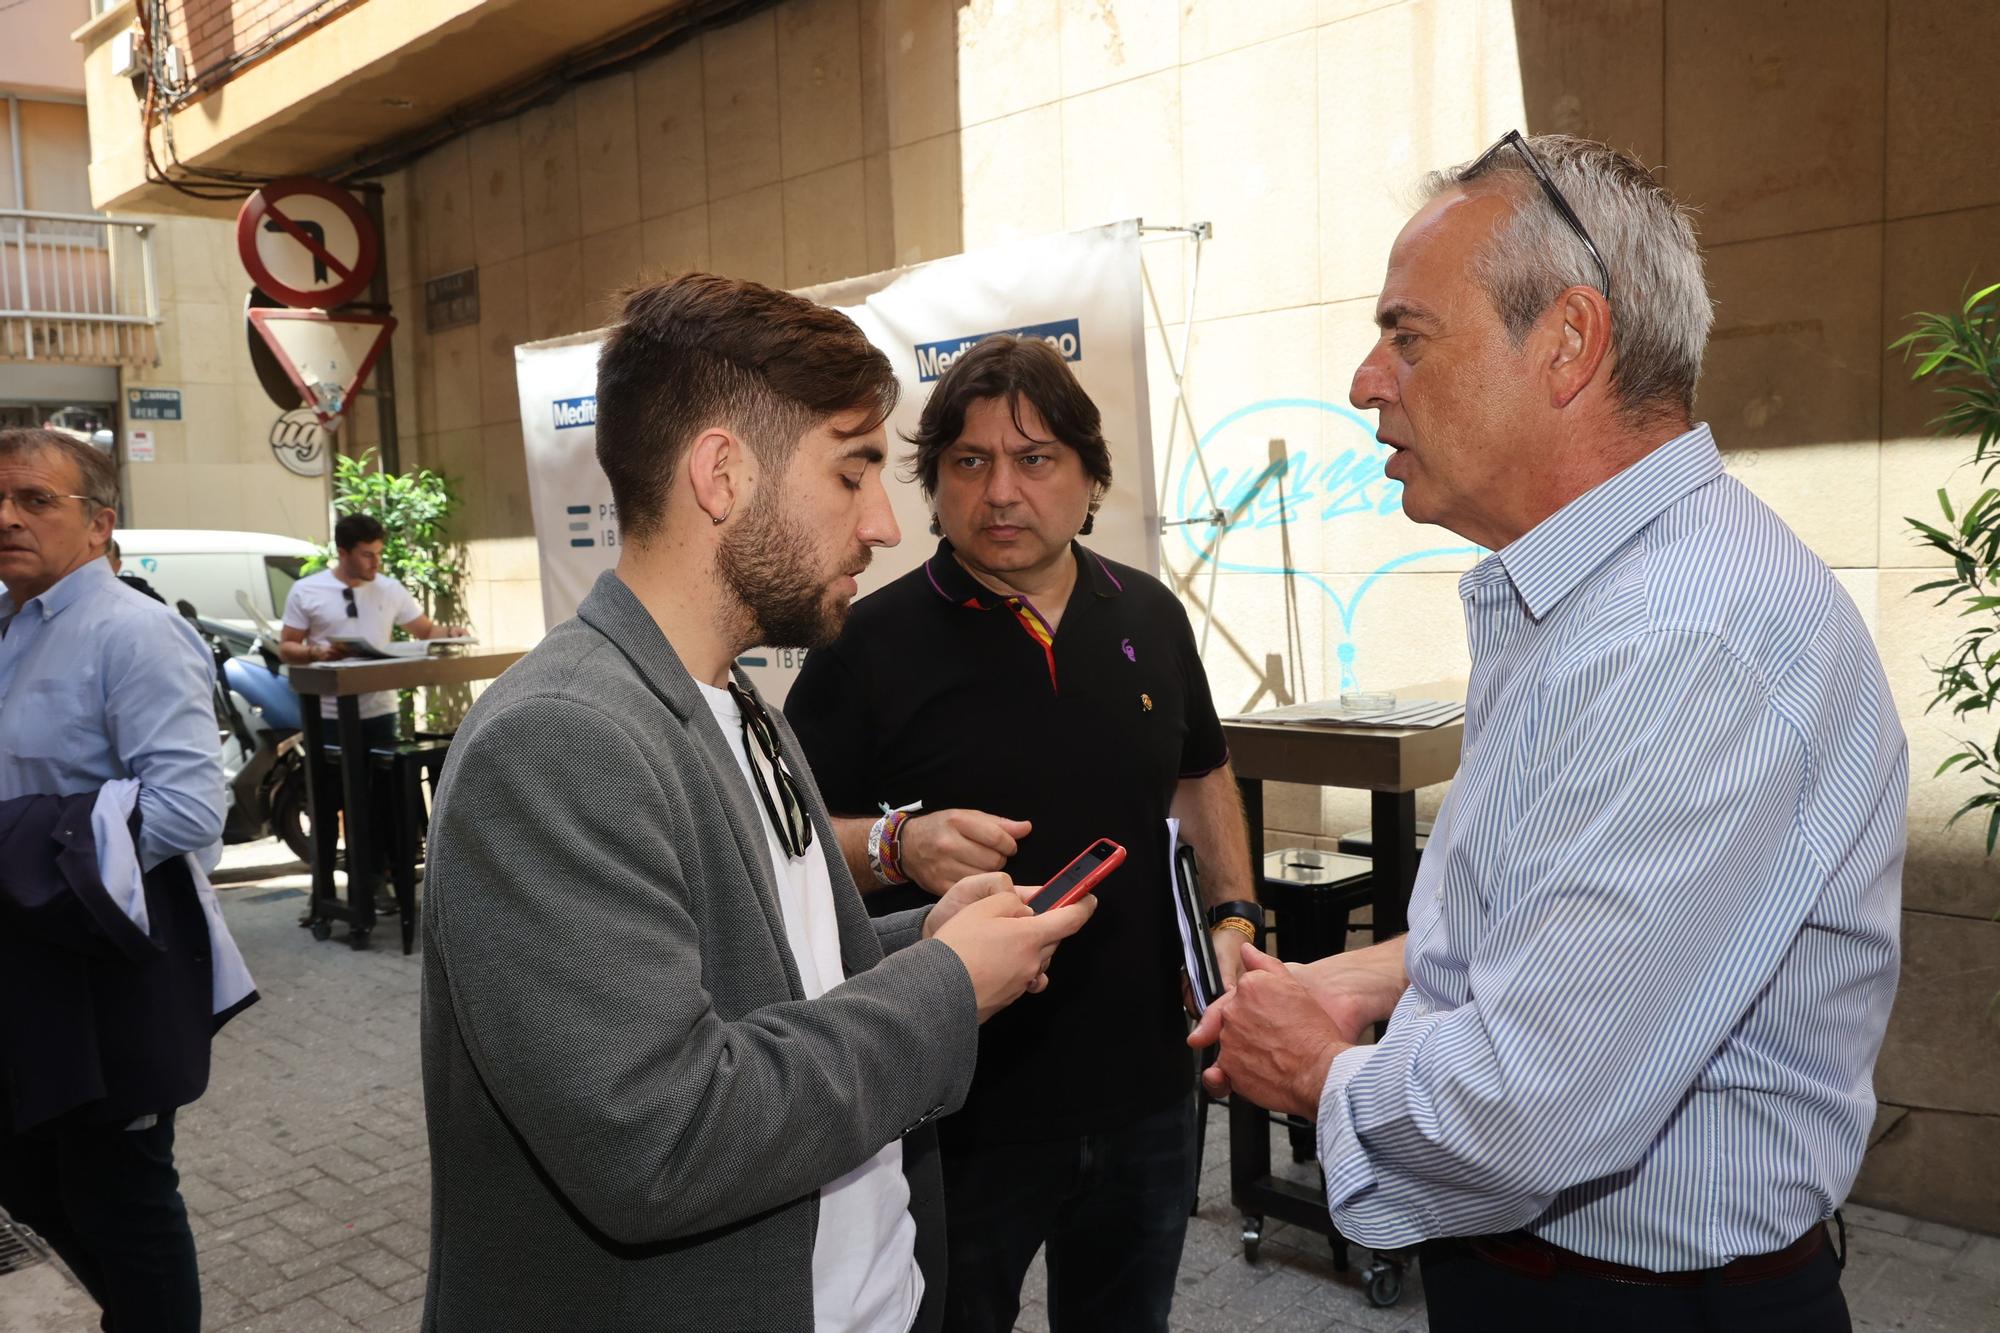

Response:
(1421, 134), (1713, 421)
(0, 428), (120, 512)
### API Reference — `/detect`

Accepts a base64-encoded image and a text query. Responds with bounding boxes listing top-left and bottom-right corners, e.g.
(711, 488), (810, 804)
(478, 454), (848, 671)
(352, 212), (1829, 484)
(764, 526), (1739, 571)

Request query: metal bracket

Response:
(1140, 221), (1214, 242)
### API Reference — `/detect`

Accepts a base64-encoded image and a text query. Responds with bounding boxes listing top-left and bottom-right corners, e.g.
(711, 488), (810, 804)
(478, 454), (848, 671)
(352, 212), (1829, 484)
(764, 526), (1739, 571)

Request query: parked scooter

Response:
(176, 600), (313, 863)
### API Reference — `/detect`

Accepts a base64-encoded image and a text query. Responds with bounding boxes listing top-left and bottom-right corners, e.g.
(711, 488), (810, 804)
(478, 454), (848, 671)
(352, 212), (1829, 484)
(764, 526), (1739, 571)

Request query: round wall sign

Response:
(269, 408), (330, 477)
(236, 177), (379, 310)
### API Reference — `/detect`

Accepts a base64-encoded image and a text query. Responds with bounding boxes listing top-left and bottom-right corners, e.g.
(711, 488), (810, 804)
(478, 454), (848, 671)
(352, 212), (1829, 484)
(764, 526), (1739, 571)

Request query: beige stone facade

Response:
(1, 1), (325, 545)
(116, 212), (330, 541)
(73, 0), (2000, 1227)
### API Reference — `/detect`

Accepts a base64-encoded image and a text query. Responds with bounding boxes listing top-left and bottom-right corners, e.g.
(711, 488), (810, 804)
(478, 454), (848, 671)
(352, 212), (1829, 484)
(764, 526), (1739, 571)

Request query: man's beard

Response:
(715, 489), (864, 650)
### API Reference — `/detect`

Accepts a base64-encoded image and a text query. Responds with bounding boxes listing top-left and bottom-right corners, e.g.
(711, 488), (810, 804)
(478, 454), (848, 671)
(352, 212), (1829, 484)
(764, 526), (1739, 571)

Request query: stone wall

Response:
(118, 212), (329, 544)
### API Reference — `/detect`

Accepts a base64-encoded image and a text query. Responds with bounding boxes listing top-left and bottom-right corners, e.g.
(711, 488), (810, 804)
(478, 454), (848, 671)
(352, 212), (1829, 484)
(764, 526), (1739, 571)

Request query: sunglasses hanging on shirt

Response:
(727, 681), (814, 858)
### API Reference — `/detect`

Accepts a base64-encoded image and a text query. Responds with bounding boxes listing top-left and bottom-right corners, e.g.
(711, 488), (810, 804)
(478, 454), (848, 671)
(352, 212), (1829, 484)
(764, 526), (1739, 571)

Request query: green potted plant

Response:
(1897, 281), (2000, 851)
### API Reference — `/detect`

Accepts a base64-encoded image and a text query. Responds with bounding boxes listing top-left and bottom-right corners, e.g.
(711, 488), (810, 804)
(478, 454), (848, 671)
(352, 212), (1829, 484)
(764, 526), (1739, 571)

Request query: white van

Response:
(115, 529), (322, 632)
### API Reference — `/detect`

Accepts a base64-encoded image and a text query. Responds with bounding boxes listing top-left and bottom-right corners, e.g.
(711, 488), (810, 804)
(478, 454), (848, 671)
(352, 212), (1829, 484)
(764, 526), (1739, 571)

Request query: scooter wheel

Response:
(309, 918), (332, 942)
(270, 766), (313, 865)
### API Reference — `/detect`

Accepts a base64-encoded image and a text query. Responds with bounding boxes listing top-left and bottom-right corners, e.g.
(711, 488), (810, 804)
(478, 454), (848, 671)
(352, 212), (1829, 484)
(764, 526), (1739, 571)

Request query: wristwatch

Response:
(1206, 899), (1265, 944)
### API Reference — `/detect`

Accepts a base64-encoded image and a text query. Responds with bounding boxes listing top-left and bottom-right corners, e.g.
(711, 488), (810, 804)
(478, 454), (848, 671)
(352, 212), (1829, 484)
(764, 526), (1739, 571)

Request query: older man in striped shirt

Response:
(1193, 134), (1904, 1332)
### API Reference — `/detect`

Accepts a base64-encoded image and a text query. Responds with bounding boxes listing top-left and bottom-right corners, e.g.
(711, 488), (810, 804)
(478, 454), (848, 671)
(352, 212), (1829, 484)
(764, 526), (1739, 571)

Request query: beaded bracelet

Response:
(877, 809), (911, 885)
(868, 810), (913, 885)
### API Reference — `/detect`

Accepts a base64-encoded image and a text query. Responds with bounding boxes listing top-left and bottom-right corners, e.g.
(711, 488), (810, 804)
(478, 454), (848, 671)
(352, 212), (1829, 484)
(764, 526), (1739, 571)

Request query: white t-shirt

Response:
(698, 681), (922, 1333)
(282, 569), (423, 718)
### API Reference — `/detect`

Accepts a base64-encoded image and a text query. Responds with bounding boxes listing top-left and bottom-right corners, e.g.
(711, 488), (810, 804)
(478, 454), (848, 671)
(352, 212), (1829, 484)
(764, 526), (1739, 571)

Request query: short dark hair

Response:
(0, 428), (118, 512)
(594, 272), (900, 544)
(903, 335), (1112, 534)
(335, 513), (386, 550)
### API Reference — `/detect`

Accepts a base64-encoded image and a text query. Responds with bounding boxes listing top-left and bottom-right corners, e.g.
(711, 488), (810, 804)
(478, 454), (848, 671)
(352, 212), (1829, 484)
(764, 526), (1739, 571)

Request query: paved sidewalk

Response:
(3, 838), (1997, 1331)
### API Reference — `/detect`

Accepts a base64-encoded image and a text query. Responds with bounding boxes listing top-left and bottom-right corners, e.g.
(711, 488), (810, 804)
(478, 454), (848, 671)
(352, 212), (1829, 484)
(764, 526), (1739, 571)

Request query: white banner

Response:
(515, 221), (1156, 703)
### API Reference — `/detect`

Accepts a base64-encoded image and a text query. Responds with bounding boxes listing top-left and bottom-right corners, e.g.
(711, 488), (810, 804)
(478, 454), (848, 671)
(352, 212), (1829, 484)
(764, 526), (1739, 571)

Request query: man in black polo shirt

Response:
(787, 335), (1257, 1332)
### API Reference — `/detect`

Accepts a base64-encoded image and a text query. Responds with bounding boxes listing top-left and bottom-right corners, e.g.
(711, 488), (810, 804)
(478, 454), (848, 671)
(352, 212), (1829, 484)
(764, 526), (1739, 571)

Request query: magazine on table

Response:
(325, 634), (478, 661)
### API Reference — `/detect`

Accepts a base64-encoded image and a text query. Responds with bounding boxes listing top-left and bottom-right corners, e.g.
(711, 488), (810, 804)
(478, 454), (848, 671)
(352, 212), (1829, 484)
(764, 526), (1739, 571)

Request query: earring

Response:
(712, 510), (729, 526)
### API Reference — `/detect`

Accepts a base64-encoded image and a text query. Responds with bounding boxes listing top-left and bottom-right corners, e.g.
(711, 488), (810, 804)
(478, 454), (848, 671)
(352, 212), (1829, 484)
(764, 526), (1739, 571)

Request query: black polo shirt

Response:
(786, 538), (1227, 1146)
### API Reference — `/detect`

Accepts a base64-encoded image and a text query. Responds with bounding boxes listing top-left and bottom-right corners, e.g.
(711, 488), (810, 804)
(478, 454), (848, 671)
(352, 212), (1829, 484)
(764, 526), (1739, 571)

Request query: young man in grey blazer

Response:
(419, 273), (1096, 1332)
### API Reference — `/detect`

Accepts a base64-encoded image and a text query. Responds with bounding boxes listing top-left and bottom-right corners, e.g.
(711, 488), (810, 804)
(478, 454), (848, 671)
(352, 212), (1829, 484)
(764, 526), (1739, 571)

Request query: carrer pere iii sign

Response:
(126, 387), (182, 421)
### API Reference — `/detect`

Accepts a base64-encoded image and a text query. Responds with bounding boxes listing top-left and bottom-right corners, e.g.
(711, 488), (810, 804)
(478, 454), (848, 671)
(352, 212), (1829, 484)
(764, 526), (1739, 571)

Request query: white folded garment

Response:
(92, 779), (257, 1016)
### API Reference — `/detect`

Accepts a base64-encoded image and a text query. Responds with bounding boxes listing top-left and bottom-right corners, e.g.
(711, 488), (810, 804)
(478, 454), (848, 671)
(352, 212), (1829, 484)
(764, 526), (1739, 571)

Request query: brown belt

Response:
(1466, 1224), (1827, 1288)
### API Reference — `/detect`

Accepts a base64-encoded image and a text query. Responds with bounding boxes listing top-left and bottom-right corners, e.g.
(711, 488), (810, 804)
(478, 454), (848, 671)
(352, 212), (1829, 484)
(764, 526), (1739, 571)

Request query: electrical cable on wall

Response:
(136, 0), (255, 200)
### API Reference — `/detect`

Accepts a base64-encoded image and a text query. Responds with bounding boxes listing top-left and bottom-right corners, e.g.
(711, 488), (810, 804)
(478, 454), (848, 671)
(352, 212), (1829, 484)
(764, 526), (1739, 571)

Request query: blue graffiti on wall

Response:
(1173, 397), (1481, 690)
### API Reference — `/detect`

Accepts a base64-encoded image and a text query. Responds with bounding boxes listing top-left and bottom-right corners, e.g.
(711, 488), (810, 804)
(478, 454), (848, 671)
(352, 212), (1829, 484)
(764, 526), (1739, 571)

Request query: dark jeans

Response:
(939, 1096), (1196, 1333)
(0, 1112), (200, 1333)
(1421, 1231), (1851, 1333)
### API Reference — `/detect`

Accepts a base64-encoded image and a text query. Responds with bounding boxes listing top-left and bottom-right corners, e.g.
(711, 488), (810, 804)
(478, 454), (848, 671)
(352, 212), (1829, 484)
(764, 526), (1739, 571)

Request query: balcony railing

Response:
(0, 210), (161, 367)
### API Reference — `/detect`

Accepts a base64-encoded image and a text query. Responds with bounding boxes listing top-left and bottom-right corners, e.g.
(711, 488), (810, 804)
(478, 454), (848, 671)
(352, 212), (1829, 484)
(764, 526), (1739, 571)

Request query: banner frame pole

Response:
(1139, 220), (1226, 657)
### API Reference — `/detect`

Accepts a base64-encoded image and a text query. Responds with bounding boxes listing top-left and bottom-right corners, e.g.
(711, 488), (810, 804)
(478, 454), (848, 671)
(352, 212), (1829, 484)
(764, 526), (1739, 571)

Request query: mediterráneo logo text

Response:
(913, 319), (1082, 382)
(552, 395), (597, 430)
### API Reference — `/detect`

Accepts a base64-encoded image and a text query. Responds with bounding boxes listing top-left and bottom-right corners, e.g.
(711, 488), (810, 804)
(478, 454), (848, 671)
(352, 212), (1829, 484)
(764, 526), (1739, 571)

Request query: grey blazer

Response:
(419, 571), (978, 1332)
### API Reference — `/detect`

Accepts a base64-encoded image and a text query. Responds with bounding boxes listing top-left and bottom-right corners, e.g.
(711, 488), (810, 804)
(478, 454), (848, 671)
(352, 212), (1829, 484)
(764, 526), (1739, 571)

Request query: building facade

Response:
(1, 0), (327, 551)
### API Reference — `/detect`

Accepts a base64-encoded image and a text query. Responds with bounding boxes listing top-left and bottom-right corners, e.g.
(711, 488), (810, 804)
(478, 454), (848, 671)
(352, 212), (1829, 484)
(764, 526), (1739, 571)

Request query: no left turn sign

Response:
(236, 177), (379, 310)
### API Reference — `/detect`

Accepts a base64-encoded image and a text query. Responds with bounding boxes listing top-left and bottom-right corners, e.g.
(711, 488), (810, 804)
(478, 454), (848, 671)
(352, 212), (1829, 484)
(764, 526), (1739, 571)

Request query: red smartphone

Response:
(1026, 839), (1127, 914)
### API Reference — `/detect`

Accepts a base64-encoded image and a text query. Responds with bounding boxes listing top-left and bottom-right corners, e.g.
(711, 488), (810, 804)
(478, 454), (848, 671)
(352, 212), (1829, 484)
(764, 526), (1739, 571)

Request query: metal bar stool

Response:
(1226, 846), (1413, 1306)
(1258, 848), (1375, 1164)
(1193, 848), (1374, 1196)
(369, 739), (453, 955)
(1333, 821), (1433, 860)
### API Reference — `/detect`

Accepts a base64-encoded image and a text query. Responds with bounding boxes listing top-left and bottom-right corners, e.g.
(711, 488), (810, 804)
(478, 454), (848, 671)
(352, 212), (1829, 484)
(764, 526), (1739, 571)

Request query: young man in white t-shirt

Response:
(280, 513), (466, 729)
(279, 513), (465, 894)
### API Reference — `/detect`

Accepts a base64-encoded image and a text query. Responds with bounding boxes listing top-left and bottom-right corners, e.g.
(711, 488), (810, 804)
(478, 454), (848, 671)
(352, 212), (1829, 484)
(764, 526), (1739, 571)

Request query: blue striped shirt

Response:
(1316, 423), (1906, 1270)
(0, 558), (223, 869)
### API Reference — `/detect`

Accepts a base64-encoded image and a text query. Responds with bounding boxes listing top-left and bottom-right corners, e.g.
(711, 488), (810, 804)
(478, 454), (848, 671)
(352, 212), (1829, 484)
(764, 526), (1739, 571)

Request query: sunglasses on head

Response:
(1463, 129), (1613, 303)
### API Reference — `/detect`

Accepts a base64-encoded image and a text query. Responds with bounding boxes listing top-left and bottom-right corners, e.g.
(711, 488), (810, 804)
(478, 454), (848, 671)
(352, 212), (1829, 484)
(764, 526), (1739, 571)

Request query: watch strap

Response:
(1207, 898), (1266, 931)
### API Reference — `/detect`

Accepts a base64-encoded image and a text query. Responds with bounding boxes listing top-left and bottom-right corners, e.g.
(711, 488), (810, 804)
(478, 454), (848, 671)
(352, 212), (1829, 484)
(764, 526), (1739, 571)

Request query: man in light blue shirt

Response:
(0, 427), (225, 1332)
(0, 460), (221, 870)
(1194, 136), (1903, 1332)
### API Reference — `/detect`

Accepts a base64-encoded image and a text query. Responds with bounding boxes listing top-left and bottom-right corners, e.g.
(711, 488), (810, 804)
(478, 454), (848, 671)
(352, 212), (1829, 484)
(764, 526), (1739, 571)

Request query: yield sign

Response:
(247, 308), (396, 427)
(236, 177), (379, 309)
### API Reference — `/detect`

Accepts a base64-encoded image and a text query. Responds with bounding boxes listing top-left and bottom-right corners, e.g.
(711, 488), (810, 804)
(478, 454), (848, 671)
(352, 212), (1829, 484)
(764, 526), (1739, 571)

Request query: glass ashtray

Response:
(1340, 690), (1396, 714)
